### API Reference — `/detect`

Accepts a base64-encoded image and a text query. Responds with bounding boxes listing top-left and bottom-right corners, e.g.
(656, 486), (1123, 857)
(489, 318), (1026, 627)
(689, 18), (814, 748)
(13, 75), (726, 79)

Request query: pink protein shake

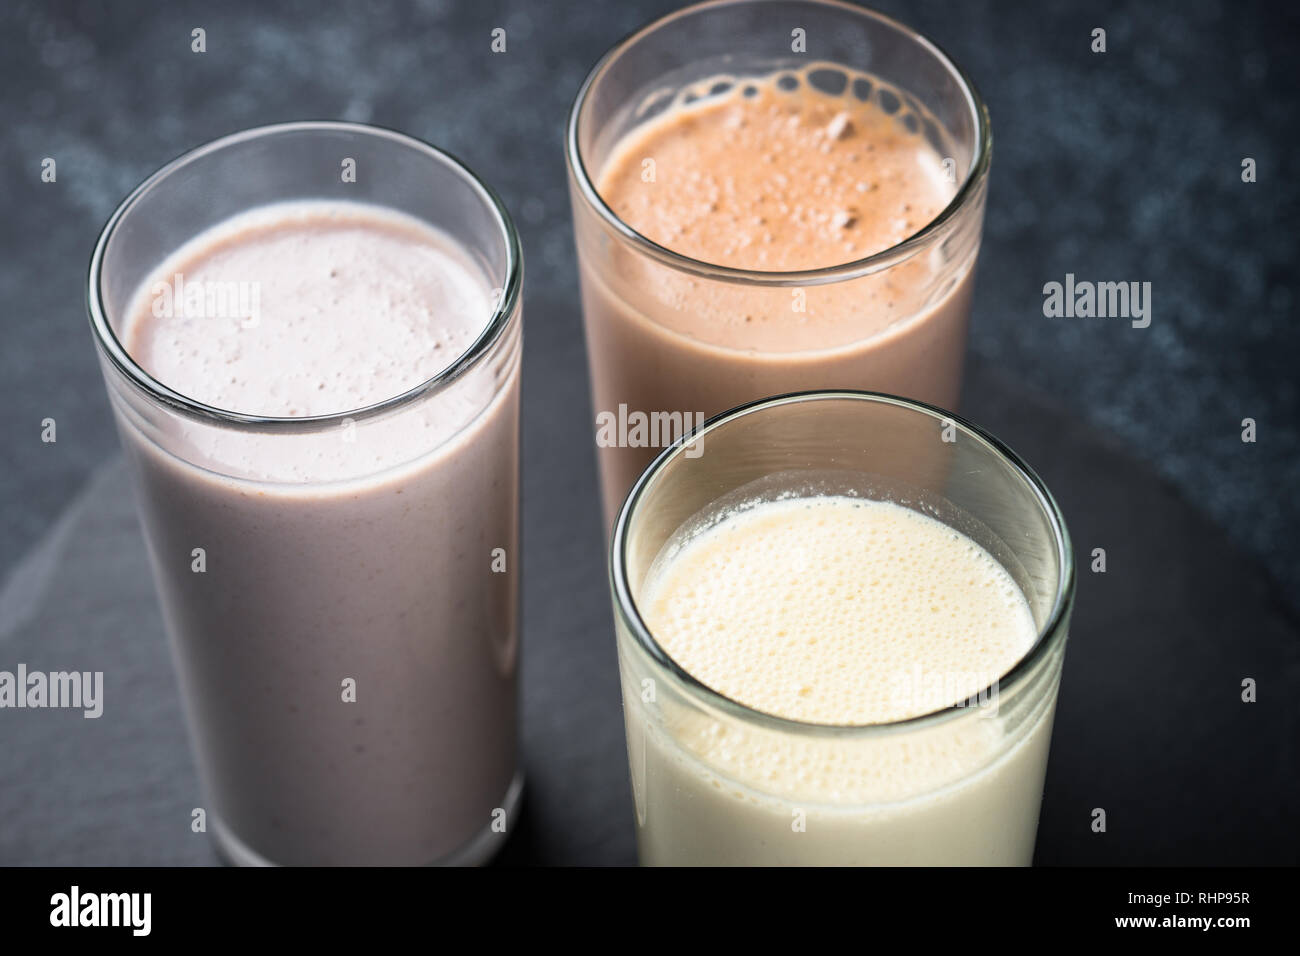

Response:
(109, 198), (521, 865)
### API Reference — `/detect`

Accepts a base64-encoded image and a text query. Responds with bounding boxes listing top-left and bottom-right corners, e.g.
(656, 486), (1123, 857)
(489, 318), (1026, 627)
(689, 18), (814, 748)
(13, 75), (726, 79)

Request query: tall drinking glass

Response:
(568, 0), (992, 530)
(611, 391), (1074, 865)
(87, 122), (524, 866)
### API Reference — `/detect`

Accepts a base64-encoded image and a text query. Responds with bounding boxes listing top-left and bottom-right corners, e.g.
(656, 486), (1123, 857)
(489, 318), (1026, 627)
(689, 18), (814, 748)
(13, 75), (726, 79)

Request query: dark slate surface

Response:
(0, 0), (1297, 865)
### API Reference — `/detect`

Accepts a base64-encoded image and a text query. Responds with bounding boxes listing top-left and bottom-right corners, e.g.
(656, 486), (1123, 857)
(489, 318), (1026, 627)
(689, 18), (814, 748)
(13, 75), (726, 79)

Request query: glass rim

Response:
(565, 0), (993, 287)
(610, 389), (1076, 739)
(86, 120), (523, 433)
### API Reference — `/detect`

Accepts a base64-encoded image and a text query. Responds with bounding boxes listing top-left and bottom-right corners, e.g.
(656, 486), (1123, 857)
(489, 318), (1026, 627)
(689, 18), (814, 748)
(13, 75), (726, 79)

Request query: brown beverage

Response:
(570, 51), (989, 528)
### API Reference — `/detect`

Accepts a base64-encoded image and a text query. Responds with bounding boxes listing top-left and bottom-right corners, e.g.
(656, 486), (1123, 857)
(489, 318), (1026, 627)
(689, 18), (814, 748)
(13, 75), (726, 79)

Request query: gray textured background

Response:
(2, 0), (1297, 611)
(1, 0), (1297, 866)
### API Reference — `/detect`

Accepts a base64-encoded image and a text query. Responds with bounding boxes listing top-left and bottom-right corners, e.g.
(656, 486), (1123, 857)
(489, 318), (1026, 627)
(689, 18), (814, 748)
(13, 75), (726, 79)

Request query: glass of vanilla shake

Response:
(611, 391), (1074, 865)
(568, 0), (992, 531)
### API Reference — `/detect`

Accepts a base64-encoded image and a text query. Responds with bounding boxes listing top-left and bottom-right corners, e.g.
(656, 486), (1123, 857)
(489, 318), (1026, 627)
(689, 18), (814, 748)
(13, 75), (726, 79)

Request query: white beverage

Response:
(623, 495), (1058, 865)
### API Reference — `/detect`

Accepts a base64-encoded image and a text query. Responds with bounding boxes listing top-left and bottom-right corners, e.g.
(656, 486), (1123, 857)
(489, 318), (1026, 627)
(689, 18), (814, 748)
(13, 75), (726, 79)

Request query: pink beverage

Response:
(88, 125), (523, 865)
(568, 2), (991, 530)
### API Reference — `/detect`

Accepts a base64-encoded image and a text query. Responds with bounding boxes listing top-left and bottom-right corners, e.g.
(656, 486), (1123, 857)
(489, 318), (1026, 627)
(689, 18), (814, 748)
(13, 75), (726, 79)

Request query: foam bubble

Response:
(642, 496), (1037, 726)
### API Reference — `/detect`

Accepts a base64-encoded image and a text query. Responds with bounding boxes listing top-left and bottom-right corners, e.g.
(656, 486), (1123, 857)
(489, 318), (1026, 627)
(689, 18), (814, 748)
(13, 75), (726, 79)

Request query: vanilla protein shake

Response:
(611, 392), (1073, 867)
(571, 51), (989, 527)
(93, 171), (523, 866)
(631, 496), (1049, 866)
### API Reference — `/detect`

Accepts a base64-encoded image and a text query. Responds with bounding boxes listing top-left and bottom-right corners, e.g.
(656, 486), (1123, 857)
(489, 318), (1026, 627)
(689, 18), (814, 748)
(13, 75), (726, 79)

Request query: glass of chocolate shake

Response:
(567, 0), (992, 530)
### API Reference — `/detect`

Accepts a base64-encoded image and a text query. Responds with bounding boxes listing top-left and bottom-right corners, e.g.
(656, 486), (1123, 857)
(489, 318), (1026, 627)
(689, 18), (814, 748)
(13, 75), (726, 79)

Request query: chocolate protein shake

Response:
(571, 56), (989, 528)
